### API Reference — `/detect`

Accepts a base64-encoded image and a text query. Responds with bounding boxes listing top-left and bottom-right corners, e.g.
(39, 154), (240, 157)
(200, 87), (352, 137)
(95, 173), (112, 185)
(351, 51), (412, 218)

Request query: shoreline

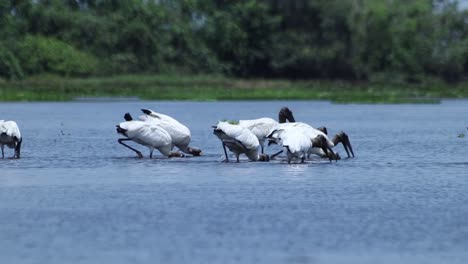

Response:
(1, 74), (467, 103)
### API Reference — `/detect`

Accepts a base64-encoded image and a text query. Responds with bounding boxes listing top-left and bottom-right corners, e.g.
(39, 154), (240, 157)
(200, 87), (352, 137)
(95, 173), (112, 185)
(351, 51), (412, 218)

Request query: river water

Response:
(1, 100), (467, 263)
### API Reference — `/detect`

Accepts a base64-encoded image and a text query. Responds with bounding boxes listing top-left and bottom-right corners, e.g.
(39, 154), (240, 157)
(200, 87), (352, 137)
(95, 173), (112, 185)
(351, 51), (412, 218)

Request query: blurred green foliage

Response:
(17, 35), (97, 76)
(0, 0), (467, 83)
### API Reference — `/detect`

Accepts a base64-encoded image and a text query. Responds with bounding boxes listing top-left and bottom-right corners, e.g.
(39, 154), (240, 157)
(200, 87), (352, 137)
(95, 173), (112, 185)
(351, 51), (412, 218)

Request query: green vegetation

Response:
(0, 1), (467, 102)
(1, 74), (467, 103)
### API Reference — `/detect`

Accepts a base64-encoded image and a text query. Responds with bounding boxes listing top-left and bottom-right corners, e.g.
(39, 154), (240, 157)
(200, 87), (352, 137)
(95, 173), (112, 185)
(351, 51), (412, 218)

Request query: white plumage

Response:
(267, 123), (338, 162)
(276, 122), (334, 150)
(271, 128), (311, 163)
(213, 121), (268, 162)
(139, 109), (201, 156)
(116, 120), (173, 158)
(276, 122), (354, 159)
(267, 106), (355, 159)
(234, 107), (295, 154)
(0, 120), (22, 159)
(238, 117), (278, 153)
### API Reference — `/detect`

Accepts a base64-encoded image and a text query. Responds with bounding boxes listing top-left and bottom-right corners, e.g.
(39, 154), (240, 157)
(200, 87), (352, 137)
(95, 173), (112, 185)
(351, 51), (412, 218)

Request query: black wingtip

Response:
(124, 113), (133, 121)
(116, 125), (127, 135)
(141, 109), (151, 115)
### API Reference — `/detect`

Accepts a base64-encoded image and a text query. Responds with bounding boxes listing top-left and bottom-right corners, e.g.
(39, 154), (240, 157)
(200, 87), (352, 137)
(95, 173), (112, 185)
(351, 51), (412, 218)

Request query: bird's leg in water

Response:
(118, 138), (143, 158)
(270, 150), (283, 159)
(168, 151), (185, 158)
(222, 142), (229, 162)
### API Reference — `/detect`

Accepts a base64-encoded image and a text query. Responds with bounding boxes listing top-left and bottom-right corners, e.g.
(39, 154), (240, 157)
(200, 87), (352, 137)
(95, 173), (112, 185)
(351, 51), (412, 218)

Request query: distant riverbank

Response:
(1, 74), (467, 103)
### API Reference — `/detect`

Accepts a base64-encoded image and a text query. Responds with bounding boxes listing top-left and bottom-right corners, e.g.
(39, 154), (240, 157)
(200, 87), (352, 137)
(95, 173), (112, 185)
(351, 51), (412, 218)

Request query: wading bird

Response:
(272, 107), (354, 159)
(124, 108), (202, 156)
(213, 121), (269, 162)
(116, 120), (183, 158)
(267, 126), (338, 163)
(0, 120), (22, 159)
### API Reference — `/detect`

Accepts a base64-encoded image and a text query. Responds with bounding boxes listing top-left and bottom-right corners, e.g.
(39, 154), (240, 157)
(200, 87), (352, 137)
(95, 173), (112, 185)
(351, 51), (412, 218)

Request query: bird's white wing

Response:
(138, 115), (161, 125)
(281, 129), (311, 154)
(216, 122), (259, 150)
(0, 121), (21, 139)
(119, 121), (171, 148)
(239, 118), (278, 140)
(0, 120), (5, 133)
(143, 109), (181, 126)
(275, 122), (333, 147)
(142, 109), (191, 143)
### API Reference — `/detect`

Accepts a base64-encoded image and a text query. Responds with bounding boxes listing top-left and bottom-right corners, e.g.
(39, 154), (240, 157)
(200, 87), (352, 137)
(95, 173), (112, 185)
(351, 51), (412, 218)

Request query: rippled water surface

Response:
(1, 100), (467, 264)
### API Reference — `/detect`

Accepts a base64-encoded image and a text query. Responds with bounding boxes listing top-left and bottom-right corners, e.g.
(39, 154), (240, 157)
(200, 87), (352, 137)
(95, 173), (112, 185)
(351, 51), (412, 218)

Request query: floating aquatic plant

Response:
(457, 128), (467, 138)
(220, 119), (239, 125)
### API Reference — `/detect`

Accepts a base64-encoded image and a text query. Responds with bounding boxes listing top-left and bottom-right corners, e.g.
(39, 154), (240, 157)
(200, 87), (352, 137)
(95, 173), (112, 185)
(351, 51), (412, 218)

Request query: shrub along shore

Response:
(1, 75), (467, 103)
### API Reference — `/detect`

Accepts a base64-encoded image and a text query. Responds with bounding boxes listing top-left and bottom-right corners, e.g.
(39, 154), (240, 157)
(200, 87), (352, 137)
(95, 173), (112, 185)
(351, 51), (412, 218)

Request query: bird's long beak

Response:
(345, 136), (354, 158)
(314, 135), (338, 162)
(334, 132), (355, 158)
(342, 133), (354, 158)
(322, 145), (337, 162)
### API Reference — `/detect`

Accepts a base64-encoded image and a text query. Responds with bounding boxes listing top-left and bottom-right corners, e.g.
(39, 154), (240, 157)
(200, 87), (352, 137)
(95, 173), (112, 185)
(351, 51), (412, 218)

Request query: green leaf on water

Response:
(220, 119), (239, 125)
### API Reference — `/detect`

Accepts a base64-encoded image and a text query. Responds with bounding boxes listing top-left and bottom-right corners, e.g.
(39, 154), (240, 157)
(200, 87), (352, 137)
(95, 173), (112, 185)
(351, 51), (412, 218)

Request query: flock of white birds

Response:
(0, 106), (354, 163)
(117, 107), (354, 163)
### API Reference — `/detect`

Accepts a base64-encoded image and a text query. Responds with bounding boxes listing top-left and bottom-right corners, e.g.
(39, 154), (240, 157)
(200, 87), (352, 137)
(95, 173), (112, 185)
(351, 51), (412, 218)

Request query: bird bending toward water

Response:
(116, 120), (183, 158)
(124, 109), (202, 156)
(267, 126), (338, 163)
(213, 121), (269, 162)
(0, 120), (22, 159)
(274, 107), (354, 159)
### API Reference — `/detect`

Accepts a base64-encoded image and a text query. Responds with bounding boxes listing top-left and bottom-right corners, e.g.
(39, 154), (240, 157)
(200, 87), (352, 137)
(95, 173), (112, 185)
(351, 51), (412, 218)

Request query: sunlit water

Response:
(1, 100), (467, 264)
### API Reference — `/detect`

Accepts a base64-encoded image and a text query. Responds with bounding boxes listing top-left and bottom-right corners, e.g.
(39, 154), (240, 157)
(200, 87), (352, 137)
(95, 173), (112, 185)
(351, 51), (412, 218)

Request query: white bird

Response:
(267, 126), (337, 163)
(267, 128), (311, 163)
(212, 121), (269, 162)
(116, 120), (181, 158)
(0, 120), (22, 159)
(273, 107), (354, 158)
(124, 109), (202, 156)
(276, 122), (335, 157)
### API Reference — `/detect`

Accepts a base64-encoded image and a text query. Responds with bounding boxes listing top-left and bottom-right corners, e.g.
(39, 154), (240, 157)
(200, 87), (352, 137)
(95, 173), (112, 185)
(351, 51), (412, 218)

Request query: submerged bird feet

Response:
(168, 151), (185, 158)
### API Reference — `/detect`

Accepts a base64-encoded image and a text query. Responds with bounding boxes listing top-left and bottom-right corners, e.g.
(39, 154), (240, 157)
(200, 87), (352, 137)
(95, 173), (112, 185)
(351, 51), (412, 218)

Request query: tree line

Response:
(0, 0), (467, 83)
